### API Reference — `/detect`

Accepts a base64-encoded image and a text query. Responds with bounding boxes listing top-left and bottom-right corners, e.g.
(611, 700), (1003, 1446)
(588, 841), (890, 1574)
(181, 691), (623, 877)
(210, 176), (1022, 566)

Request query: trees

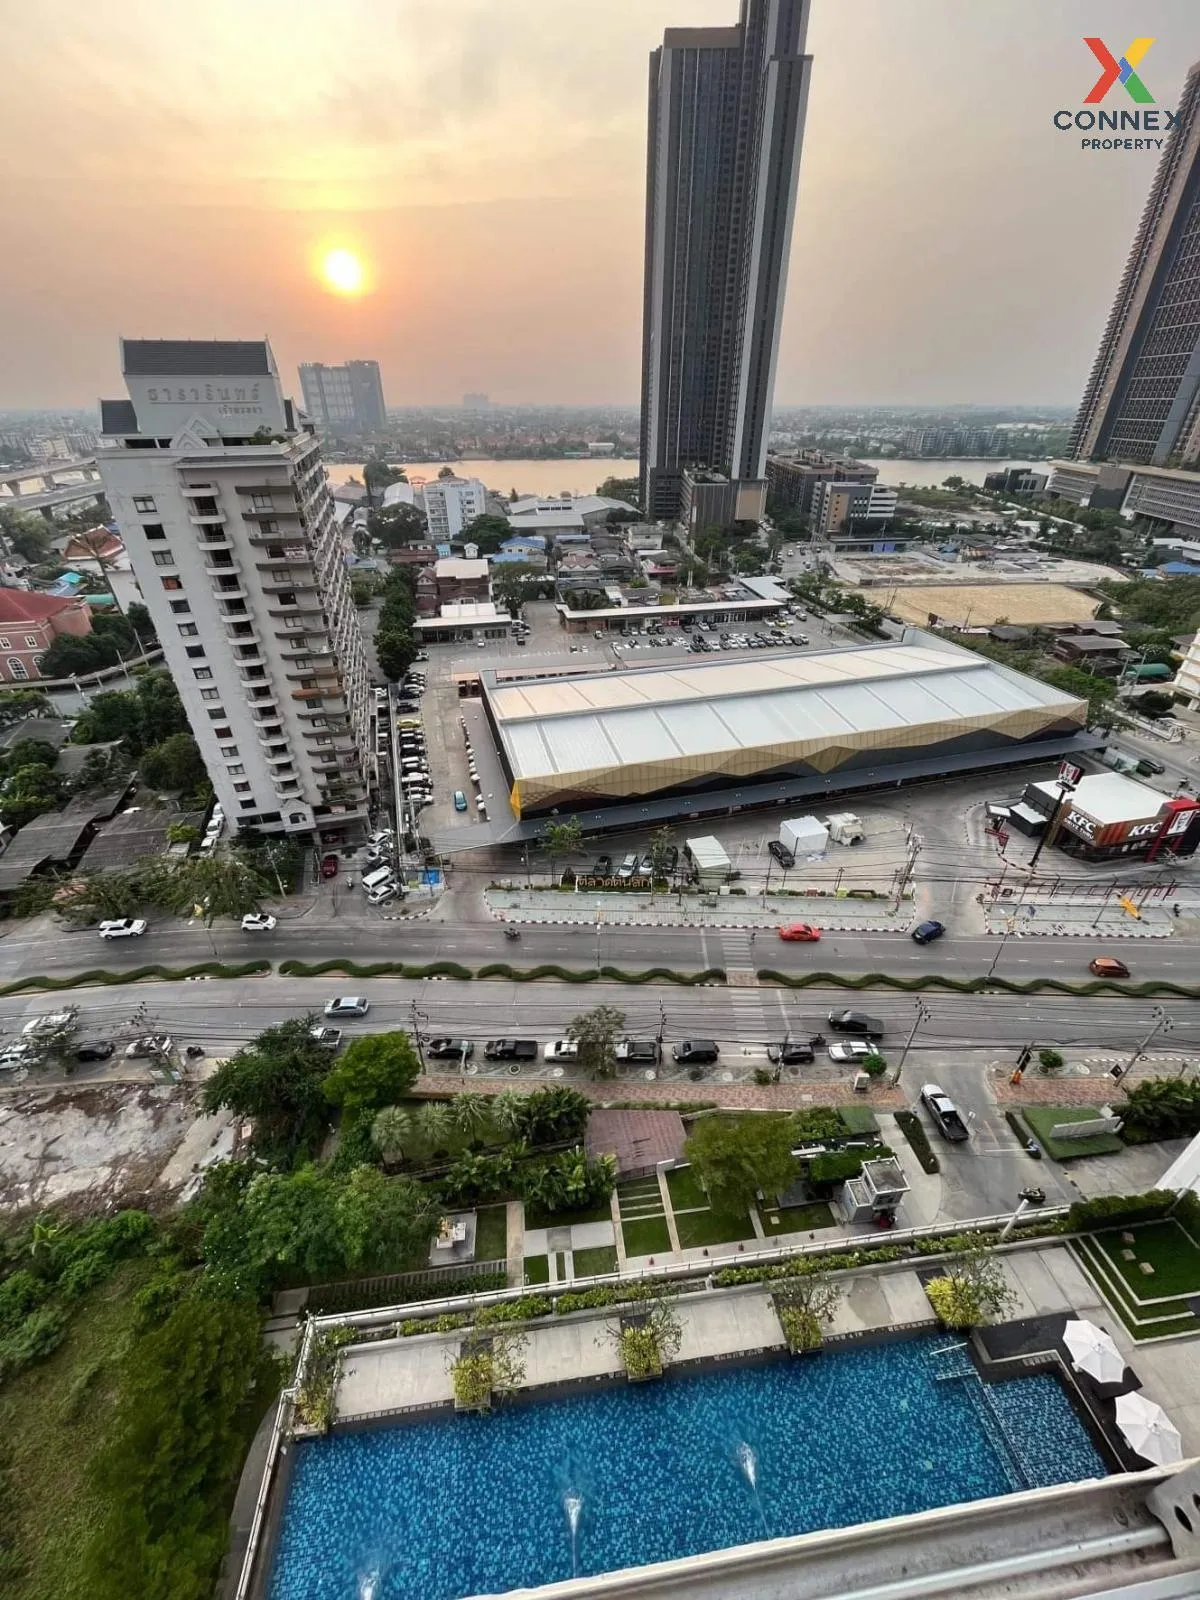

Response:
(80, 1295), (277, 1600)
(376, 566), (419, 682)
(647, 825), (675, 884)
(371, 1105), (415, 1166)
(568, 1004), (625, 1080)
(200, 1017), (334, 1165)
(504, 1085), (591, 1145)
(538, 815), (581, 880)
(450, 1091), (493, 1143)
(333, 1165), (439, 1272)
(772, 1272), (841, 1352)
(0, 761), (63, 828)
(368, 501), (427, 549)
(323, 1031), (421, 1118)
(925, 1234), (1016, 1329)
(140, 732), (207, 793)
(683, 1113), (798, 1216)
(0, 687), (51, 729)
(1121, 1077), (1200, 1142)
(0, 507), (54, 564)
(460, 512), (512, 555)
(363, 457), (406, 498)
(70, 669), (188, 755)
(163, 855), (270, 925)
(491, 562), (543, 620)
(518, 1148), (615, 1216)
(595, 476), (640, 508)
(375, 623), (417, 682)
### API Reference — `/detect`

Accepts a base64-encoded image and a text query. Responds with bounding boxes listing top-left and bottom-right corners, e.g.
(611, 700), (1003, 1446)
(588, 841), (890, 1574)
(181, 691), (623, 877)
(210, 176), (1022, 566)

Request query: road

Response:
(3, 917), (1193, 986)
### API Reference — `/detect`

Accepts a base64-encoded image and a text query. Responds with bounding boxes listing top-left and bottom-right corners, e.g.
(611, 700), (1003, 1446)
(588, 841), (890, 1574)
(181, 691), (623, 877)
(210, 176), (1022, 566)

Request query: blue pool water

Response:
(268, 1336), (1106, 1600)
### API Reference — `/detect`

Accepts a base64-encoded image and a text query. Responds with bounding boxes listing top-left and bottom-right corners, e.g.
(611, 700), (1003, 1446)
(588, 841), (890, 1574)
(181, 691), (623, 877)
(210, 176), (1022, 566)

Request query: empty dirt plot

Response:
(0, 1083), (194, 1210)
(884, 584), (1099, 629)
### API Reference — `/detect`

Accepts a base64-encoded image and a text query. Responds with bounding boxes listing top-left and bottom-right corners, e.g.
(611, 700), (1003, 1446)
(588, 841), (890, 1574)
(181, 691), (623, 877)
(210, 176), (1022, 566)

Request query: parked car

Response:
(324, 996), (370, 1018)
(921, 1083), (970, 1141)
(320, 854), (339, 879)
(594, 854), (613, 875)
(366, 883), (400, 905)
(124, 1034), (173, 1059)
(543, 1039), (580, 1062)
(241, 913), (277, 932)
(767, 1040), (815, 1066)
(778, 923), (820, 942)
(484, 1039), (539, 1060)
(827, 1008), (884, 1038)
(768, 840), (795, 868)
(828, 1039), (874, 1062)
(74, 1040), (115, 1063)
(98, 918), (147, 939)
(672, 1039), (720, 1064)
(1137, 756), (1166, 776)
(911, 920), (946, 945)
(22, 1009), (78, 1036)
(425, 1038), (474, 1060)
(1089, 956), (1131, 978)
(615, 1039), (661, 1064)
(0, 1042), (34, 1072)
(453, 790), (468, 812)
(617, 853), (639, 878)
(309, 1026), (343, 1049)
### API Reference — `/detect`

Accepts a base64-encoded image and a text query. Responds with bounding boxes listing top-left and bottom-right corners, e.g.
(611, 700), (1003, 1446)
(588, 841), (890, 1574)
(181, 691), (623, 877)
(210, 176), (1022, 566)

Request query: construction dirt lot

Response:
(0, 1084), (195, 1211)
(882, 583), (1100, 629)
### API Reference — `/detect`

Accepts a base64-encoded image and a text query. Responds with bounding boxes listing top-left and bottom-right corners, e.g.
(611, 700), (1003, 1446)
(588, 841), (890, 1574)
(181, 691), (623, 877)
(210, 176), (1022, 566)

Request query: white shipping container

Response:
(779, 816), (828, 858)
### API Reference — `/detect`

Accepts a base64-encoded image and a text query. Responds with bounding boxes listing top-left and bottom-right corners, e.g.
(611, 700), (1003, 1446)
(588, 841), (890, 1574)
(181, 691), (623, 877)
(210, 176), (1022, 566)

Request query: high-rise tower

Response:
(1070, 62), (1200, 467)
(98, 339), (371, 843)
(639, 0), (813, 526)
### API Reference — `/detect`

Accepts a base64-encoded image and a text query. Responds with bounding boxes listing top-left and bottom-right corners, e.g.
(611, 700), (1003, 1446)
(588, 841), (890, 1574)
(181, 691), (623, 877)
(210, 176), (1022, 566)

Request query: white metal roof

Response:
(686, 835), (730, 868)
(1032, 771), (1167, 825)
(488, 643), (1084, 782)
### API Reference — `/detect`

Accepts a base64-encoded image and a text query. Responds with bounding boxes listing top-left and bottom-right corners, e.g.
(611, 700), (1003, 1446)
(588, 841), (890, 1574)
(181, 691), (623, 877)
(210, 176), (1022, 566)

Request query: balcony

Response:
(195, 526), (230, 550)
(224, 622), (259, 644)
(204, 556), (238, 576)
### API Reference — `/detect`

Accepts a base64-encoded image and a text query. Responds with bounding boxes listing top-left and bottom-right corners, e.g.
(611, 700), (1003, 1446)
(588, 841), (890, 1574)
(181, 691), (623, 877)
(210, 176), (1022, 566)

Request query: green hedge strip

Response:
(0, 960), (271, 997)
(277, 959), (726, 986)
(757, 968), (1200, 1000)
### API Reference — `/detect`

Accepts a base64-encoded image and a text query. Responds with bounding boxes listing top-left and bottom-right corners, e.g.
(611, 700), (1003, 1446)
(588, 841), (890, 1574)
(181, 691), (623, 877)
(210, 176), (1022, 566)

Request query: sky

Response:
(2, 0), (1199, 411)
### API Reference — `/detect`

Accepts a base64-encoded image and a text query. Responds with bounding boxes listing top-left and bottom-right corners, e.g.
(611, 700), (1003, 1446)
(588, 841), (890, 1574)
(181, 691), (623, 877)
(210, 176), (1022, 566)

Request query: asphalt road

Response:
(2, 918), (1193, 987)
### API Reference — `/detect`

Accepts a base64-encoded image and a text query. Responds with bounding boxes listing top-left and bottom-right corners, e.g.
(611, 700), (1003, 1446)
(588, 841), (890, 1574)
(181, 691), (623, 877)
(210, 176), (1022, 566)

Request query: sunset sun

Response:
(319, 248), (366, 296)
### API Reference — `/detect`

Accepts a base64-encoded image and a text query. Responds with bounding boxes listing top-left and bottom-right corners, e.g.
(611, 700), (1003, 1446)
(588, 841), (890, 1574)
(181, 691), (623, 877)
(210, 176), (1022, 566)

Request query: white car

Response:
(543, 1039), (579, 1062)
(0, 1042), (34, 1071)
(98, 918), (147, 939)
(309, 1026), (343, 1049)
(125, 1034), (173, 1059)
(365, 883), (399, 905)
(241, 913), (277, 932)
(828, 1039), (875, 1063)
(23, 1010), (78, 1036)
(324, 997), (370, 1018)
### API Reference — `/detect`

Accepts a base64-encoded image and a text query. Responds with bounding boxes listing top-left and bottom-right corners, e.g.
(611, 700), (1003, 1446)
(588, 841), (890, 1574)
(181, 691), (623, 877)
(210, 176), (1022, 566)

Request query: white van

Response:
(361, 866), (395, 892)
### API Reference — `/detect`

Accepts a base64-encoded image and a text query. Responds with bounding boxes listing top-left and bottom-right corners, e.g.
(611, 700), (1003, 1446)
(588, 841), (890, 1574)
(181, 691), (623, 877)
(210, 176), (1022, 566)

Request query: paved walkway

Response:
(504, 1199), (524, 1289)
(486, 887), (909, 934)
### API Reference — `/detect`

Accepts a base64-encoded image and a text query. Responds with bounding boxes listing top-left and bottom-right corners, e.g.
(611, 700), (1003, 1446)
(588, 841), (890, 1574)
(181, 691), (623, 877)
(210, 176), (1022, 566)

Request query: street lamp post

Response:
(1114, 1005), (1173, 1081)
(1028, 778), (1077, 875)
(986, 916), (1018, 981)
(889, 998), (931, 1088)
(1001, 1187), (1047, 1242)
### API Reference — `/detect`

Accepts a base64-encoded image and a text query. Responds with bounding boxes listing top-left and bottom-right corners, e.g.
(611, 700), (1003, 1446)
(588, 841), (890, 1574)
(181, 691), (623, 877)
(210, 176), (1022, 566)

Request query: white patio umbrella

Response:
(1063, 1319), (1125, 1385)
(1115, 1391), (1184, 1465)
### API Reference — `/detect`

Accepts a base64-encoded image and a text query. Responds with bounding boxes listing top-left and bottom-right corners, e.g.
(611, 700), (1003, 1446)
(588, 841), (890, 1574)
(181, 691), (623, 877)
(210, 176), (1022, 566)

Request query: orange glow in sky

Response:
(319, 248), (367, 296)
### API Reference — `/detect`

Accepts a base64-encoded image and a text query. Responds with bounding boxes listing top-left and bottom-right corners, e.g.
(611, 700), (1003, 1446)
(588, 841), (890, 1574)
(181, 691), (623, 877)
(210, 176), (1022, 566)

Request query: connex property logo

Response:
(1054, 36), (1177, 150)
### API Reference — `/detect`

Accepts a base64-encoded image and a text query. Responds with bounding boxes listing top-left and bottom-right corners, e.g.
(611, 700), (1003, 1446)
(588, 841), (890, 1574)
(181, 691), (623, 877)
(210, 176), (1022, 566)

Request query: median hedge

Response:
(0, 960), (271, 997)
(756, 968), (1200, 1000)
(893, 1109), (940, 1174)
(278, 959), (726, 986)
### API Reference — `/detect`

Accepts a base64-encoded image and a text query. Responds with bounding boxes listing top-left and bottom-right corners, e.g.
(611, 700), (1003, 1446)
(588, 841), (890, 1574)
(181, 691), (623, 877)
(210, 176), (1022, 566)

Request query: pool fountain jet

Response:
(358, 1570), (380, 1600)
(564, 1492), (583, 1577)
(737, 1442), (769, 1538)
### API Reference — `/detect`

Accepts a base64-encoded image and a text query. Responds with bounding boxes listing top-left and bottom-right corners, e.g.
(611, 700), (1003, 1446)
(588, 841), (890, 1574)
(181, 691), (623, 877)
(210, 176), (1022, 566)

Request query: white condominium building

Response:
(422, 476), (487, 542)
(97, 338), (371, 844)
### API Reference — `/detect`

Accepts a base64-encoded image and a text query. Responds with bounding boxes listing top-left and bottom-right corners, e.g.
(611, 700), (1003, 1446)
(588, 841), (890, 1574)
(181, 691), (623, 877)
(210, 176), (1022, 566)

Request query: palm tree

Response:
(451, 1092), (492, 1143)
(491, 1090), (528, 1139)
(418, 1100), (455, 1156)
(372, 1106), (413, 1166)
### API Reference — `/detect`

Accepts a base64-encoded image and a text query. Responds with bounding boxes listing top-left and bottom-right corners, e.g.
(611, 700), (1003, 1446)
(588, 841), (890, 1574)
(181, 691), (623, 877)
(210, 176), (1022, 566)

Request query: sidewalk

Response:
(981, 902), (1174, 939)
(485, 886), (911, 933)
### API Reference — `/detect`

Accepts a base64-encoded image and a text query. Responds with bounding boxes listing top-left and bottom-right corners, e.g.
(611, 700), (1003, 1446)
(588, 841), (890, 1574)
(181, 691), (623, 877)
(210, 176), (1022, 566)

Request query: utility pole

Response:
(657, 999), (667, 1045)
(889, 998), (931, 1087)
(410, 1001), (428, 1073)
(1029, 778), (1076, 874)
(1112, 1006), (1172, 1081)
(891, 828), (922, 913)
(986, 915), (1018, 980)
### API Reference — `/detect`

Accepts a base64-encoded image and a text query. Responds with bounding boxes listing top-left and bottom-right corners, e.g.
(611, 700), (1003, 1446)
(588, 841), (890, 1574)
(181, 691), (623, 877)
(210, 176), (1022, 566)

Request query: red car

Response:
(320, 853), (340, 880)
(778, 923), (820, 942)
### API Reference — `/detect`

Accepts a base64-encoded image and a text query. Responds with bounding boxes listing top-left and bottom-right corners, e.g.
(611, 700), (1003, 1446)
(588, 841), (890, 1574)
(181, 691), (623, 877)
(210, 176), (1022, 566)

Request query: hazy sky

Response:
(2, 0), (1199, 410)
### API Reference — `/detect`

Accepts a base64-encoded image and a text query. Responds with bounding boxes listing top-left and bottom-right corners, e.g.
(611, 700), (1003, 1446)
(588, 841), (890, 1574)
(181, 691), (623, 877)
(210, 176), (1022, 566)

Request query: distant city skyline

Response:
(3, 0), (1199, 410)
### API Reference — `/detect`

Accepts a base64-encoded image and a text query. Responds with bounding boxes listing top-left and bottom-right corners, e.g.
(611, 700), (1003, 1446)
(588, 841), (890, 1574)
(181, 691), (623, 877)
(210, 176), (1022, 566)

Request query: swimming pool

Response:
(267, 1335), (1107, 1600)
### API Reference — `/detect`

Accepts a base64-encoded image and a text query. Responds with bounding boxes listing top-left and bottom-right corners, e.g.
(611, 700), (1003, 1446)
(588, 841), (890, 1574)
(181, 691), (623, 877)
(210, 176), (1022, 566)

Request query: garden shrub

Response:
(926, 1274), (981, 1329)
(475, 1295), (552, 1326)
(893, 1110), (940, 1174)
(0, 1304), (69, 1381)
(1066, 1190), (1174, 1232)
(808, 1145), (890, 1184)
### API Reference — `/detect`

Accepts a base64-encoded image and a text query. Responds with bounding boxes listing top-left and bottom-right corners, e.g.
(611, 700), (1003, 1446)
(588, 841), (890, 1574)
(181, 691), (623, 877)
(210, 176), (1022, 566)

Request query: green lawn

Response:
(523, 1253), (549, 1285)
(473, 1204), (509, 1263)
(524, 1199), (613, 1229)
(0, 1260), (154, 1600)
(665, 1166), (709, 1210)
(1018, 1106), (1125, 1160)
(759, 1201), (836, 1237)
(1091, 1221), (1200, 1299)
(572, 1245), (618, 1277)
(621, 1216), (672, 1257)
(616, 1178), (665, 1221)
(674, 1205), (752, 1249)
(1072, 1234), (1200, 1342)
(836, 1105), (880, 1135)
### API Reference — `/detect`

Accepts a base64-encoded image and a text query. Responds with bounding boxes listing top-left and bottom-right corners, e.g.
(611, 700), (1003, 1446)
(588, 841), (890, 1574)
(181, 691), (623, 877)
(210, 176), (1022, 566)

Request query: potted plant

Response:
(293, 1326), (354, 1436)
(924, 1234), (1016, 1331)
(613, 1297), (682, 1383)
(772, 1271), (841, 1355)
(448, 1329), (527, 1415)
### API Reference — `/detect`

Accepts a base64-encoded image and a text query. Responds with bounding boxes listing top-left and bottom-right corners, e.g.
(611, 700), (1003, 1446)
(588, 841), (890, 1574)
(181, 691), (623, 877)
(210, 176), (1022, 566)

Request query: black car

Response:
(484, 1039), (539, 1060)
(768, 840), (795, 868)
(425, 1038), (474, 1060)
(672, 1039), (720, 1064)
(827, 1008), (885, 1039)
(767, 1040), (815, 1065)
(75, 1040), (115, 1063)
(1137, 756), (1166, 776)
(594, 854), (613, 875)
(911, 920), (946, 945)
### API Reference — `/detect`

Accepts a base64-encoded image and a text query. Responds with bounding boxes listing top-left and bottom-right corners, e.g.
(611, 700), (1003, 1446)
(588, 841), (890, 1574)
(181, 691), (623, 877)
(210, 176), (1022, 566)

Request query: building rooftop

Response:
(585, 1110), (686, 1177)
(120, 338), (273, 376)
(434, 557), (489, 582)
(486, 642), (1086, 784)
(1032, 772), (1170, 825)
(0, 588), (86, 624)
(78, 805), (205, 872)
